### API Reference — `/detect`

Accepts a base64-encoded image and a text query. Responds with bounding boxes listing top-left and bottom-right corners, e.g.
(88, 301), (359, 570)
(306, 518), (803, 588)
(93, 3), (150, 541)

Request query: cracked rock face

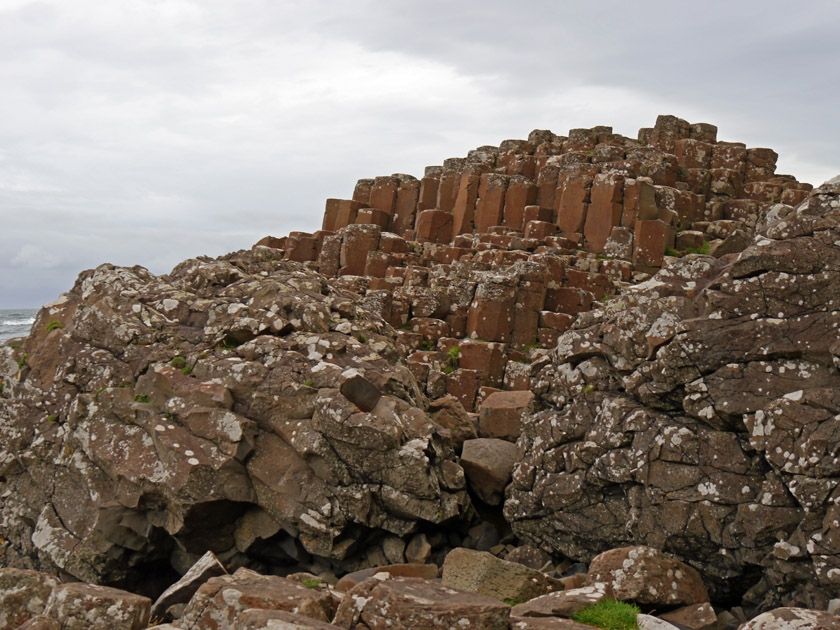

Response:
(0, 248), (469, 588)
(505, 180), (840, 610)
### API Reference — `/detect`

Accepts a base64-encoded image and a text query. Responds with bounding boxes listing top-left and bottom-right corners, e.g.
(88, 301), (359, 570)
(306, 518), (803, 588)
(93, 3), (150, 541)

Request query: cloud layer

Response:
(1, 0), (838, 307)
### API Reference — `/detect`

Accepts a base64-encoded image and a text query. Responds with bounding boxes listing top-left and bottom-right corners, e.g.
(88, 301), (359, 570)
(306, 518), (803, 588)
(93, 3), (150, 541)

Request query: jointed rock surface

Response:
(2, 115), (840, 628)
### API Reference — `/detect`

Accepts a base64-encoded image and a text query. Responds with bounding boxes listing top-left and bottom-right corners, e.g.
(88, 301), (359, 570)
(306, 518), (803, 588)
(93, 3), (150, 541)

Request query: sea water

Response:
(0, 308), (38, 344)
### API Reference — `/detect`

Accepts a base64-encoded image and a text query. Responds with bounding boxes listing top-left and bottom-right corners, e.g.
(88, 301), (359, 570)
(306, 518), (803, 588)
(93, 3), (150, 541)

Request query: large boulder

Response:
(505, 179), (840, 610)
(333, 574), (511, 629)
(0, 250), (470, 587)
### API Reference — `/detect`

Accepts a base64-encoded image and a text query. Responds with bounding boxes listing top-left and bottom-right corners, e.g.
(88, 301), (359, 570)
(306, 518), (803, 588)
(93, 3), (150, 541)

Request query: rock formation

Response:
(2, 114), (840, 626)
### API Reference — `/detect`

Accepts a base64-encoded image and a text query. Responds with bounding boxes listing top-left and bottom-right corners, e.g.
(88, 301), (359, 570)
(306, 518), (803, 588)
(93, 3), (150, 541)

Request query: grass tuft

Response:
(572, 599), (640, 630)
(46, 320), (64, 332)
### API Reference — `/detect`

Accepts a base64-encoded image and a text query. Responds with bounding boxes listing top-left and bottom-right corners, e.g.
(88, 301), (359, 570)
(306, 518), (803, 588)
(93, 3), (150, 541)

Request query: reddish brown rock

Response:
(335, 199), (365, 230)
(586, 546), (709, 606)
(478, 390), (535, 442)
(334, 563), (440, 592)
(453, 171), (482, 235)
(369, 175), (399, 214)
(556, 177), (590, 234)
(151, 550), (227, 620)
(505, 176), (538, 230)
(340, 223), (381, 275)
(356, 207), (391, 230)
(659, 602), (717, 630)
(633, 219), (674, 268)
(467, 283), (516, 343)
(475, 173), (510, 233)
(179, 568), (333, 629)
(352, 178), (374, 205)
(333, 574), (510, 629)
(415, 209), (453, 244)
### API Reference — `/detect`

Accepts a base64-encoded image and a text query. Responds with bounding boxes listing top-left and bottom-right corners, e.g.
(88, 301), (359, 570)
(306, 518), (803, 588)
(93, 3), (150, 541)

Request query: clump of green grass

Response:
(572, 599), (640, 630)
(133, 393), (151, 404)
(18, 354), (29, 370)
(301, 578), (322, 589)
(686, 241), (711, 255)
(665, 247), (681, 257)
(357, 333), (368, 343)
(303, 380), (315, 387)
(582, 383), (593, 393)
(170, 356), (187, 369)
(46, 320), (64, 332)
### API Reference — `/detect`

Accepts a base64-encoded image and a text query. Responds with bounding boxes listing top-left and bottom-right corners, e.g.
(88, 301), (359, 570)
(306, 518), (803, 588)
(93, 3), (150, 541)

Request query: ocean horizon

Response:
(0, 308), (39, 344)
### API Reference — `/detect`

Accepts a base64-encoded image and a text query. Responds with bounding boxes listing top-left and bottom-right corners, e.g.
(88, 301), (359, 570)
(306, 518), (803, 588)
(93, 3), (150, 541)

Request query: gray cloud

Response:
(1, 0), (838, 308)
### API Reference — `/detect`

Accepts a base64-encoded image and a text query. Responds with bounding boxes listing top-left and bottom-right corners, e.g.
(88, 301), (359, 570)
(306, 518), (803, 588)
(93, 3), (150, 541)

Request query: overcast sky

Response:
(2, 0), (839, 308)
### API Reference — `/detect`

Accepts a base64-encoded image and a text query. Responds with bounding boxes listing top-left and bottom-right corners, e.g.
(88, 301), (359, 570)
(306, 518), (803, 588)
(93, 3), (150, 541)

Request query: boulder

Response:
(586, 546), (709, 606)
(478, 390), (534, 441)
(0, 569), (59, 630)
(739, 607), (840, 630)
(179, 568), (333, 629)
(441, 548), (555, 603)
(42, 583), (150, 630)
(334, 563), (439, 592)
(460, 438), (520, 505)
(636, 615), (680, 630)
(511, 583), (613, 618)
(333, 574), (510, 629)
(15, 618), (61, 630)
(510, 619), (595, 630)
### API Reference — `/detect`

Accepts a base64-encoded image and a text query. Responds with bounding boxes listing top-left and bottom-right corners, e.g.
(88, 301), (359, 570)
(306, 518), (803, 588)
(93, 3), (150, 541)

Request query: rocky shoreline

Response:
(2, 115), (840, 628)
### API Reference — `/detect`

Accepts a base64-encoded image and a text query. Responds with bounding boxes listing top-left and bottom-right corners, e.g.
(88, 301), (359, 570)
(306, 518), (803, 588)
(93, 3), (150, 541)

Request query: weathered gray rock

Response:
(151, 550), (227, 620)
(510, 618), (596, 630)
(179, 568), (333, 629)
(0, 568), (59, 630)
(42, 583), (150, 630)
(15, 617), (61, 630)
(511, 582), (612, 618)
(0, 251), (469, 584)
(442, 547), (555, 603)
(460, 438), (520, 505)
(333, 574), (510, 629)
(334, 563), (439, 592)
(739, 606), (840, 630)
(506, 182), (840, 609)
(636, 615), (680, 630)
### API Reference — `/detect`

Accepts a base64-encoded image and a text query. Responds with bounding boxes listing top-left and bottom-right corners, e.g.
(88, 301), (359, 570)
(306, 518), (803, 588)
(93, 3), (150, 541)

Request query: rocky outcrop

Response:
(505, 177), (840, 610)
(0, 250), (469, 589)
(2, 114), (838, 624)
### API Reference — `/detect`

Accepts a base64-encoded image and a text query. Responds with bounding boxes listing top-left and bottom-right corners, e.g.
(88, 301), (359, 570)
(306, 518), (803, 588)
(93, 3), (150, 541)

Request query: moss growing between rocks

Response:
(573, 599), (640, 630)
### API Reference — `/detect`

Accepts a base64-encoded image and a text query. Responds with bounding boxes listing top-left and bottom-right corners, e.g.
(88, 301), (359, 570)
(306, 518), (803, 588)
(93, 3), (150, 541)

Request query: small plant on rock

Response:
(17, 354), (29, 370)
(572, 599), (640, 630)
(133, 393), (151, 404)
(447, 345), (461, 370)
(170, 356), (187, 369)
(46, 320), (64, 332)
(302, 578), (322, 589)
(665, 247), (681, 257)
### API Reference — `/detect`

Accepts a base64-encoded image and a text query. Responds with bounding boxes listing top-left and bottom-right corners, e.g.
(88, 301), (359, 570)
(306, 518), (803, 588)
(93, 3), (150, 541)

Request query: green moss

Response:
(47, 414), (57, 423)
(301, 578), (322, 589)
(170, 356), (187, 369)
(181, 366), (192, 376)
(303, 380), (315, 387)
(133, 393), (151, 404)
(17, 354), (29, 370)
(443, 365), (455, 375)
(665, 247), (681, 257)
(358, 333), (368, 343)
(582, 384), (593, 393)
(46, 320), (64, 332)
(572, 599), (640, 630)
(503, 598), (525, 606)
(419, 340), (432, 351)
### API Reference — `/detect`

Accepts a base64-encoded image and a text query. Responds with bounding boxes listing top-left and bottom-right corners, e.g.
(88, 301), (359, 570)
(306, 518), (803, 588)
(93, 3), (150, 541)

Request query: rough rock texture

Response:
(333, 574), (511, 629)
(234, 609), (336, 629)
(586, 546), (709, 606)
(151, 550), (227, 620)
(0, 250), (469, 587)
(739, 607), (840, 630)
(506, 178), (840, 609)
(510, 582), (612, 618)
(42, 583), (150, 630)
(441, 547), (556, 602)
(178, 568), (333, 629)
(0, 568), (59, 630)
